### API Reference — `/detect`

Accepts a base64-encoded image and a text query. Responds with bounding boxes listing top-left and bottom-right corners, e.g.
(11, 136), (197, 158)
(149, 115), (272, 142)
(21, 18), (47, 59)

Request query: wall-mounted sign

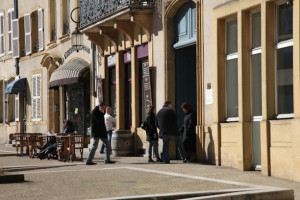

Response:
(107, 54), (116, 67)
(205, 88), (213, 105)
(64, 45), (90, 59)
(142, 62), (152, 112)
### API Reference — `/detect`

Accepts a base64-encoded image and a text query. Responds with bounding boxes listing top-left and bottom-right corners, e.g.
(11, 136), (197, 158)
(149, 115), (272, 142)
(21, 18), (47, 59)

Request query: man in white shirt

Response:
(100, 107), (116, 154)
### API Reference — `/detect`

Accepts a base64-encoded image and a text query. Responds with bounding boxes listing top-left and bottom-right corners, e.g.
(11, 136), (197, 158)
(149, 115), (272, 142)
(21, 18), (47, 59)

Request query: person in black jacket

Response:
(86, 103), (115, 165)
(143, 106), (163, 163)
(181, 102), (197, 163)
(155, 101), (186, 163)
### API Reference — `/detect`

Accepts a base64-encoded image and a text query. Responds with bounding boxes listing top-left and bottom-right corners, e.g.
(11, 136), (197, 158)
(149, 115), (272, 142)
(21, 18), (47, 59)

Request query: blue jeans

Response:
(162, 135), (186, 163)
(148, 140), (159, 158)
(86, 137), (111, 163)
(100, 130), (112, 153)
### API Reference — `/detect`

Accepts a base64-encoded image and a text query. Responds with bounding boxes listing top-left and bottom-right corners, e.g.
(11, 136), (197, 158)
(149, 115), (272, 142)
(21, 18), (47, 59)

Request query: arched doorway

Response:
(174, 1), (197, 126)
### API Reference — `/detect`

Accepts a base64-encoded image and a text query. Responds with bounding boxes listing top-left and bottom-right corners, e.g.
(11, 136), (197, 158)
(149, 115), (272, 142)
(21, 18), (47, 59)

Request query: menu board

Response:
(142, 62), (152, 112)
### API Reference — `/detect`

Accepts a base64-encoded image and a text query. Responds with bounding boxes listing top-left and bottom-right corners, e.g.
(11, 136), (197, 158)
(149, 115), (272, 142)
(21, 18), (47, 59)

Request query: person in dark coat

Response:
(86, 102), (115, 165)
(143, 106), (163, 163)
(180, 102), (197, 163)
(155, 101), (186, 163)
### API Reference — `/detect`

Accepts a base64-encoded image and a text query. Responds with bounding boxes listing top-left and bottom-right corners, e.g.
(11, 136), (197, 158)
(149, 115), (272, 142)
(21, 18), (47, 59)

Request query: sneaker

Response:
(86, 162), (97, 165)
(104, 160), (115, 164)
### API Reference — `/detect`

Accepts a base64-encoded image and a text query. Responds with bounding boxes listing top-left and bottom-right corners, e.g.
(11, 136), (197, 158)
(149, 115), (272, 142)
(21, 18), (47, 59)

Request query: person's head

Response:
(106, 107), (112, 115)
(148, 106), (156, 115)
(181, 102), (192, 113)
(163, 101), (172, 108)
(99, 102), (106, 113)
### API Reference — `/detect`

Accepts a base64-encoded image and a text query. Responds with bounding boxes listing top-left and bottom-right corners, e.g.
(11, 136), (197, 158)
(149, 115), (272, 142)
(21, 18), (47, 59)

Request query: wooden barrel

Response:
(111, 130), (133, 157)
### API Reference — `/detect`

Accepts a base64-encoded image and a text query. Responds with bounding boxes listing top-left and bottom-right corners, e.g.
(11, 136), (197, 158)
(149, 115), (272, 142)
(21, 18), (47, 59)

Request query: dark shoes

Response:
(156, 158), (164, 163)
(148, 157), (155, 163)
(183, 158), (192, 163)
(104, 160), (116, 164)
(86, 162), (97, 165)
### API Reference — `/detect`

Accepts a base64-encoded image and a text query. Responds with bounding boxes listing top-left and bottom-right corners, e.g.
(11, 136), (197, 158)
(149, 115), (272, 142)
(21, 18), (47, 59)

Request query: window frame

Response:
(250, 10), (262, 121)
(32, 74), (42, 121)
(8, 8), (14, 54)
(274, 1), (294, 118)
(0, 13), (5, 57)
(225, 17), (239, 122)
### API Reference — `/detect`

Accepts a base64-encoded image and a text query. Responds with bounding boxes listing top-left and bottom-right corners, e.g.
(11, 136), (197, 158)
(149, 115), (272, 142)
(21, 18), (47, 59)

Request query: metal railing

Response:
(80, 0), (154, 28)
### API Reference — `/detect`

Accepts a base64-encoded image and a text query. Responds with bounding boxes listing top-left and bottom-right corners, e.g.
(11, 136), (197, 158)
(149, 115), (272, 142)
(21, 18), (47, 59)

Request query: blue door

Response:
(174, 1), (197, 127)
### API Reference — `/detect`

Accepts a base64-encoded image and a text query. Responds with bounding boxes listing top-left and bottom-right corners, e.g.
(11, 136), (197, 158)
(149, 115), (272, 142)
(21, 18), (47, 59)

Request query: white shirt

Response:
(105, 113), (116, 131)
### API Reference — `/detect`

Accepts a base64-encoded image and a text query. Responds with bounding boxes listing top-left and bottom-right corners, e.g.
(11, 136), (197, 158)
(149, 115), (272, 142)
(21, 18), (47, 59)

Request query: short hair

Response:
(106, 107), (111, 112)
(99, 102), (105, 107)
(181, 102), (192, 111)
(163, 101), (171, 107)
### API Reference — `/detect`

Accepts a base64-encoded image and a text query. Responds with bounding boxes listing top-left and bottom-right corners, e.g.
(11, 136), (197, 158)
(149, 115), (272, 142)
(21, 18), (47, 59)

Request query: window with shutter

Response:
(12, 19), (19, 58)
(24, 13), (31, 55)
(0, 14), (4, 56)
(8, 8), (14, 54)
(38, 8), (44, 51)
(15, 94), (19, 121)
(32, 74), (41, 120)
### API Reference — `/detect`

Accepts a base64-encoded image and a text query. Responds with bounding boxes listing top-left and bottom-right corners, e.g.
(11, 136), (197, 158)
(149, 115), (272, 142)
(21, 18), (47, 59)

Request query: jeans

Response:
(162, 135), (186, 163)
(86, 137), (111, 163)
(148, 140), (159, 158)
(100, 130), (112, 153)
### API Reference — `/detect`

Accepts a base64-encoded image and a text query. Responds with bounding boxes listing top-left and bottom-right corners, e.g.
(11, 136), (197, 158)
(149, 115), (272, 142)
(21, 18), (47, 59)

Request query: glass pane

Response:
(251, 54), (262, 116)
(276, 46), (293, 114)
(109, 67), (116, 117)
(277, 3), (293, 42)
(251, 12), (261, 49)
(140, 62), (147, 123)
(226, 59), (238, 118)
(226, 19), (237, 55)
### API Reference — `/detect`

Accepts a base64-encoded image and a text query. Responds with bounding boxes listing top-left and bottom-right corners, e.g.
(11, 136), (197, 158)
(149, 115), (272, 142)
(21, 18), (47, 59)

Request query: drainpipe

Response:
(14, 0), (19, 75)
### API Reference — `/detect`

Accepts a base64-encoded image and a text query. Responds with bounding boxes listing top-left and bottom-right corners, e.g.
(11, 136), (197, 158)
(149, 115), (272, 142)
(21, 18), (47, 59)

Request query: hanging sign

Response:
(97, 75), (103, 105)
(142, 62), (152, 112)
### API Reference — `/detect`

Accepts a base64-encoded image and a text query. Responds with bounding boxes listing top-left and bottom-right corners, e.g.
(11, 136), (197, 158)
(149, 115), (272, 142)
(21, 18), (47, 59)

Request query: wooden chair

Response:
(56, 133), (69, 162)
(26, 133), (43, 158)
(14, 133), (27, 156)
(68, 133), (84, 162)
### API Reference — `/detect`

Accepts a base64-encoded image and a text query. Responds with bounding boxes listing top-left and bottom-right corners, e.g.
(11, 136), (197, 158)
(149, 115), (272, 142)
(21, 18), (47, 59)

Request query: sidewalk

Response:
(0, 144), (299, 200)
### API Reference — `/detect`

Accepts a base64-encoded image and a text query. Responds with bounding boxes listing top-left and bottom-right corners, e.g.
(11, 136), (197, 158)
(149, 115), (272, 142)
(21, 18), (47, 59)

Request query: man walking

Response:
(156, 101), (186, 164)
(100, 107), (116, 154)
(86, 102), (115, 165)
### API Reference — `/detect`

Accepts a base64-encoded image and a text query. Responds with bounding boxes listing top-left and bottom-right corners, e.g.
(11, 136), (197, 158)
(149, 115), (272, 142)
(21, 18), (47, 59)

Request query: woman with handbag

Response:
(142, 106), (163, 163)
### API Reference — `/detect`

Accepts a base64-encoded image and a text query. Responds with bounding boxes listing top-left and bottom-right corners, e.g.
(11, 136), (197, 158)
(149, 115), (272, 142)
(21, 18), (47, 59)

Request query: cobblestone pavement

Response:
(0, 145), (299, 200)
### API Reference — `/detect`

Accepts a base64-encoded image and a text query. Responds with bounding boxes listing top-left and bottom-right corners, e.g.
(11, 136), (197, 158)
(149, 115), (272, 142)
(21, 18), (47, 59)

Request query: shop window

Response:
(109, 67), (116, 117)
(275, 2), (293, 117)
(225, 19), (238, 121)
(62, 0), (70, 35)
(0, 13), (4, 56)
(250, 11), (262, 118)
(8, 8), (14, 54)
(50, 0), (56, 41)
(32, 74), (41, 120)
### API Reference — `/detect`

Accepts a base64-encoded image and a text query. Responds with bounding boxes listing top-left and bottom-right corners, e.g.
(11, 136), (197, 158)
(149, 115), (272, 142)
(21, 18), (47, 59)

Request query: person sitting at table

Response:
(38, 120), (74, 159)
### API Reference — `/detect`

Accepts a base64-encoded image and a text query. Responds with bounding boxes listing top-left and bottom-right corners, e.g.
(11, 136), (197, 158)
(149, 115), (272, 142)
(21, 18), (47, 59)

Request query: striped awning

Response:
(49, 58), (89, 88)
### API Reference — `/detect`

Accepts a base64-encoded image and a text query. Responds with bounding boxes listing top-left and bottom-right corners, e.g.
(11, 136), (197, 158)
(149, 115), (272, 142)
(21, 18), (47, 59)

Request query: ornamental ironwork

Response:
(80, 0), (155, 28)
